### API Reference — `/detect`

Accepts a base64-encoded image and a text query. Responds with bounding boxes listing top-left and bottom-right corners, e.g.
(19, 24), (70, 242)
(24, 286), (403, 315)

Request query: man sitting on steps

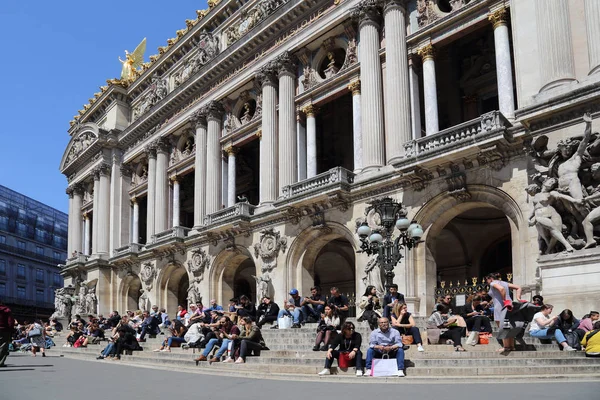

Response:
(272, 289), (303, 329)
(328, 287), (350, 323)
(365, 317), (405, 377)
(301, 286), (326, 323)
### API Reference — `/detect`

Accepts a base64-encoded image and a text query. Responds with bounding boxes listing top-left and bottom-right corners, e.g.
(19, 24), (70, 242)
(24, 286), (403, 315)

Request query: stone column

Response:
(277, 52), (298, 194)
(418, 44), (439, 135)
(96, 164), (111, 256)
(408, 54), (422, 140)
(206, 101), (224, 214)
(118, 165), (132, 247)
(383, 0), (411, 163)
(154, 138), (170, 234)
(72, 184), (83, 254)
(585, 0), (600, 75)
(131, 197), (139, 244)
(191, 110), (207, 228)
(226, 146), (238, 207)
(146, 146), (157, 243)
(257, 64), (278, 203)
(171, 176), (180, 227)
(489, 8), (515, 119)
(348, 80), (362, 171)
(91, 172), (100, 254)
(353, 2), (385, 170)
(66, 187), (74, 256)
(109, 151), (121, 255)
(83, 212), (91, 255)
(222, 156), (228, 209)
(297, 113), (307, 181)
(535, 0), (577, 92)
(303, 104), (318, 178)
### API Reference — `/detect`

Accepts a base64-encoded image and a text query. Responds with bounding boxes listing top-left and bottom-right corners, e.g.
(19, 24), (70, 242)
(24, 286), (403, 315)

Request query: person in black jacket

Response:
(236, 295), (257, 321)
(256, 297), (280, 328)
(114, 323), (142, 360)
(383, 284), (405, 319)
(461, 296), (493, 346)
(107, 311), (121, 328)
(318, 321), (363, 376)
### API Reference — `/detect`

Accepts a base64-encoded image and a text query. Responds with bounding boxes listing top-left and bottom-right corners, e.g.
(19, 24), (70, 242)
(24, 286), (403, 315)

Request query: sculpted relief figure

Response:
(252, 271), (271, 301)
(53, 288), (72, 320)
(363, 254), (385, 297)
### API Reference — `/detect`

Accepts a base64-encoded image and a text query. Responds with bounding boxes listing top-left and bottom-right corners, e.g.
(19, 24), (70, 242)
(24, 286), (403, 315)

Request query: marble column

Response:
(222, 156), (228, 209)
(489, 8), (515, 119)
(353, 2), (385, 170)
(297, 114), (307, 181)
(154, 138), (170, 233)
(191, 111), (207, 228)
(91, 172), (100, 254)
(206, 101), (224, 214)
(303, 104), (318, 178)
(277, 52), (298, 194)
(109, 151), (121, 255)
(418, 44), (439, 135)
(83, 213), (91, 255)
(96, 164), (111, 255)
(257, 64), (278, 203)
(383, 0), (411, 163)
(131, 197), (139, 244)
(72, 184), (83, 254)
(535, 0), (577, 92)
(585, 0), (600, 75)
(118, 165), (132, 247)
(348, 80), (362, 171)
(226, 146), (238, 207)
(146, 146), (157, 243)
(66, 187), (74, 256)
(408, 54), (422, 140)
(171, 176), (180, 227)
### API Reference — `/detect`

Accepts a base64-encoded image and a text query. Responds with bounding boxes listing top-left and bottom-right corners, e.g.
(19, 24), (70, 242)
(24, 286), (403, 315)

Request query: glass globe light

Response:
(395, 217), (410, 231)
(408, 223), (424, 240)
(357, 222), (371, 238)
(369, 232), (383, 243)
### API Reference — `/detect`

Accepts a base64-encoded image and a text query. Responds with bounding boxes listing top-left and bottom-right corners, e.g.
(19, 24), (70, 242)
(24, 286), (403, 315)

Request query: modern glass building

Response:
(0, 185), (67, 321)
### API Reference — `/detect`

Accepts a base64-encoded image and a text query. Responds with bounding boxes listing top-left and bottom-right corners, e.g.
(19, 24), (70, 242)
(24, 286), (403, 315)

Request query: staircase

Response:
(56, 319), (600, 382)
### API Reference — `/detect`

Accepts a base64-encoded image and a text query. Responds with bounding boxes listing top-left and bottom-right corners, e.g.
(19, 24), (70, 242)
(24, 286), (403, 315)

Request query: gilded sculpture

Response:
(119, 38), (147, 82)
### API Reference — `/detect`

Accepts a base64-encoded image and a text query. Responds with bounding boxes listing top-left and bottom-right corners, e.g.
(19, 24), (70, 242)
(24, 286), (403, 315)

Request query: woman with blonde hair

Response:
(391, 303), (424, 352)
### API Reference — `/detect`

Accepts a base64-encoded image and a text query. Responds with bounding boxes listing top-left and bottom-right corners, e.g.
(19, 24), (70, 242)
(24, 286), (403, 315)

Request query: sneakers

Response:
(365, 369), (371, 376)
(356, 370), (363, 377)
(223, 357), (234, 363)
(417, 345), (425, 352)
(318, 368), (331, 375)
(234, 357), (245, 364)
(397, 370), (405, 377)
(291, 323), (301, 328)
(564, 345), (577, 351)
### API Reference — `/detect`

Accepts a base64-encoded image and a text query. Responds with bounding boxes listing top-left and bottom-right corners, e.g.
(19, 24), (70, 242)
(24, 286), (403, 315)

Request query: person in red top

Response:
(0, 300), (16, 367)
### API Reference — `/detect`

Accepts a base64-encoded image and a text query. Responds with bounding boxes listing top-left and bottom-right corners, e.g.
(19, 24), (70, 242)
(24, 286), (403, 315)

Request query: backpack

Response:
(564, 331), (582, 350)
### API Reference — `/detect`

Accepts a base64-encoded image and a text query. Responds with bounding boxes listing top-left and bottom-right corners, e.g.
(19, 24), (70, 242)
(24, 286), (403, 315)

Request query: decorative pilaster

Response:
(206, 100), (224, 214)
(171, 176), (181, 227)
(118, 165), (132, 246)
(71, 184), (84, 255)
(257, 64), (278, 203)
(348, 80), (362, 171)
(296, 113), (307, 181)
(489, 7), (515, 119)
(191, 110), (207, 229)
(418, 44), (439, 135)
(408, 54), (422, 140)
(109, 150), (121, 255)
(145, 145), (157, 243)
(303, 104), (319, 178)
(83, 212), (91, 255)
(383, 0), (411, 163)
(66, 187), (74, 256)
(352, 0), (386, 170)
(585, 0), (600, 75)
(535, 0), (577, 92)
(277, 51), (298, 194)
(225, 146), (239, 207)
(131, 197), (140, 244)
(154, 138), (170, 234)
(96, 163), (111, 255)
(91, 171), (100, 254)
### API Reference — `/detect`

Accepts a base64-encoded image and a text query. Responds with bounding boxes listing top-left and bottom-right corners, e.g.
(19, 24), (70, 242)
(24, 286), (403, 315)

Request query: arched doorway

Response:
(157, 262), (188, 317)
(121, 274), (141, 312)
(313, 238), (355, 295)
(233, 259), (257, 302)
(211, 247), (257, 306)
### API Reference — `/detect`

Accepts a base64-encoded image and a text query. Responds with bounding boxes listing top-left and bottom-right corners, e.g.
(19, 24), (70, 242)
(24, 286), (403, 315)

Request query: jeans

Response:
(365, 348), (405, 370)
(202, 338), (225, 357)
(101, 342), (115, 357)
(277, 308), (302, 324)
(239, 339), (263, 360)
(167, 336), (186, 348)
(302, 304), (324, 321)
(325, 349), (363, 370)
(529, 328), (567, 344)
(465, 316), (493, 333)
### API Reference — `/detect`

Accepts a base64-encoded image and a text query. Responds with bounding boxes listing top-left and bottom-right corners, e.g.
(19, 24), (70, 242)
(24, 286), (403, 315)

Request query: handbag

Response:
(28, 328), (42, 338)
(338, 352), (354, 368)
(370, 354), (398, 377)
(401, 335), (414, 345)
(479, 333), (491, 345)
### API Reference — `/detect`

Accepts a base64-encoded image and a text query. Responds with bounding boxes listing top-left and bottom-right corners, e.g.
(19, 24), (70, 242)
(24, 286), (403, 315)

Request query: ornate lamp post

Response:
(357, 197), (423, 289)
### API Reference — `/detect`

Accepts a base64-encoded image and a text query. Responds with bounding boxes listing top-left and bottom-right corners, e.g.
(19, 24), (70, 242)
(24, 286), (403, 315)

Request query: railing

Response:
(152, 226), (191, 244)
(434, 273), (513, 302)
(112, 243), (142, 258)
(281, 167), (354, 199)
(66, 253), (89, 265)
(0, 242), (65, 265)
(403, 111), (511, 159)
(204, 202), (256, 226)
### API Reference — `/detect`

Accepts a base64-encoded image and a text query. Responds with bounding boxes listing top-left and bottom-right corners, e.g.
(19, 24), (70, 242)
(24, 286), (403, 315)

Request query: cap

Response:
(289, 288), (299, 295)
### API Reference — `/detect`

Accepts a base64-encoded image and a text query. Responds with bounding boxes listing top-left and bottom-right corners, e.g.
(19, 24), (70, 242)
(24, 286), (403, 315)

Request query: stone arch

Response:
(209, 246), (257, 306)
(312, 37), (349, 83)
(157, 261), (189, 317)
(409, 184), (526, 315)
(59, 123), (101, 170)
(286, 221), (358, 297)
(118, 273), (141, 313)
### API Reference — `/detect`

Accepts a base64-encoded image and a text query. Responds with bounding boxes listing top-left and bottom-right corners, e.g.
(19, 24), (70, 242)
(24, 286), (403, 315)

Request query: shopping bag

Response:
(401, 335), (414, 345)
(278, 315), (293, 329)
(370, 354), (398, 377)
(28, 328), (42, 338)
(338, 352), (354, 368)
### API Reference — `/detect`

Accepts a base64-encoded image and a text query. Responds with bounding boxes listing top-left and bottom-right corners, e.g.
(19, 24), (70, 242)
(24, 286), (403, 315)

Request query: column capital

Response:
(83, 211), (89, 220)
(131, 196), (138, 205)
(206, 100), (225, 121)
(154, 137), (171, 154)
(256, 130), (262, 140)
(276, 51), (297, 78)
(66, 186), (74, 198)
(348, 80), (361, 95)
(488, 7), (508, 29)
(120, 164), (133, 178)
(256, 61), (279, 88)
(351, 0), (383, 28)
(302, 104), (319, 118)
(68, 182), (85, 196)
(417, 44), (436, 61)
(93, 163), (111, 179)
(145, 143), (157, 159)
(170, 175), (181, 183)
(383, 0), (407, 14)
(191, 109), (208, 129)
(225, 145), (239, 156)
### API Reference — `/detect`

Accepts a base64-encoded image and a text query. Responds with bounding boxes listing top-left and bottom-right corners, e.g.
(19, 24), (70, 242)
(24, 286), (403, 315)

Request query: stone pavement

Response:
(1, 353), (599, 400)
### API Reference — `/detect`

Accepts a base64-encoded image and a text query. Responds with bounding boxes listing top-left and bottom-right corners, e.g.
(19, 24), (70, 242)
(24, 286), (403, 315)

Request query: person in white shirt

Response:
(529, 304), (577, 351)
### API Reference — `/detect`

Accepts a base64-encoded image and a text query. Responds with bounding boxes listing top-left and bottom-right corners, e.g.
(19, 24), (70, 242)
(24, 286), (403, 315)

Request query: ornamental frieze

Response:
(64, 130), (98, 165)
(187, 248), (211, 282)
(253, 228), (287, 270)
(225, 0), (292, 45)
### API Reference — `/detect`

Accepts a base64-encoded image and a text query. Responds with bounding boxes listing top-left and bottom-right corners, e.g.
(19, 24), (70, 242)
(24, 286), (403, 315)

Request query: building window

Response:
(17, 286), (26, 299)
(36, 246), (44, 256)
(36, 288), (44, 303)
(36, 269), (44, 283)
(53, 273), (62, 287)
(53, 251), (61, 260)
(0, 283), (5, 296)
(0, 235), (5, 244)
(17, 241), (26, 250)
(17, 264), (25, 279)
(0, 260), (5, 275)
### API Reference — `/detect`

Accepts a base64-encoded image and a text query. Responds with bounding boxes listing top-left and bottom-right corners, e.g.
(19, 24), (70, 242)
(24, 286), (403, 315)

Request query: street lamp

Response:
(357, 197), (423, 289)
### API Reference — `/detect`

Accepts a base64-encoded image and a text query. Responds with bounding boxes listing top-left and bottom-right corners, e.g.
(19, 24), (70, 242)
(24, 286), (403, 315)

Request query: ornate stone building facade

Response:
(59, 0), (600, 319)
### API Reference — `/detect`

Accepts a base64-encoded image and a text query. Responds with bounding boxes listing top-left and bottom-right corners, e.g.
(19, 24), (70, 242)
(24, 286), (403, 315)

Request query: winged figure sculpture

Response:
(119, 38), (147, 81)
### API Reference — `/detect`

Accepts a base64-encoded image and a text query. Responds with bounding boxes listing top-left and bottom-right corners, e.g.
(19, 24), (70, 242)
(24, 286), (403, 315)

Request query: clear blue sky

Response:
(0, 1), (207, 213)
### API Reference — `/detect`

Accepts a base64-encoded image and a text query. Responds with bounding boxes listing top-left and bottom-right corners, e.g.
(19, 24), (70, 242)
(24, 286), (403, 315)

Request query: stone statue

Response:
(76, 285), (87, 314)
(363, 254), (385, 297)
(555, 113), (593, 200)
(187, 278), (202, 305)
(252, 271), (270, 301)
(85, 287), (97, 315)
(53, 288), (72, 320)
(119, 38), (147, 82)
(138, 289), (150, 311)
(324, 52), (339, 79)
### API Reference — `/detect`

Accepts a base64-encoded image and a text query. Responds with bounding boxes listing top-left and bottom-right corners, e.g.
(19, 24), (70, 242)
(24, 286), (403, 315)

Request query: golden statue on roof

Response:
(119, 38), (147, 82)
